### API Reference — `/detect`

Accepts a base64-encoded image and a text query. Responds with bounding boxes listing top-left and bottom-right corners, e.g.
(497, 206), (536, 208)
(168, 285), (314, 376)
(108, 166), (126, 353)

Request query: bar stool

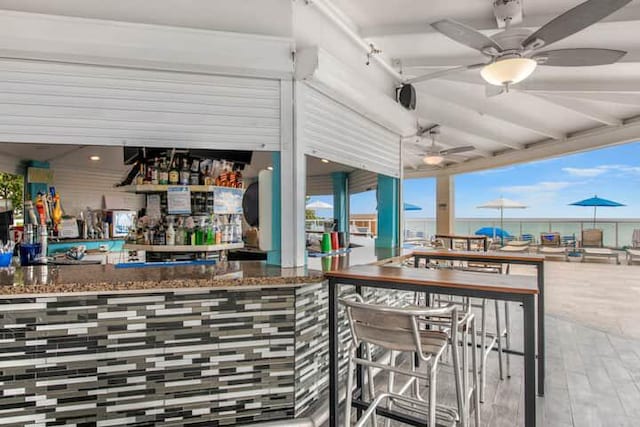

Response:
(341, 297), (480, 427)
(424, 261), (511, 402)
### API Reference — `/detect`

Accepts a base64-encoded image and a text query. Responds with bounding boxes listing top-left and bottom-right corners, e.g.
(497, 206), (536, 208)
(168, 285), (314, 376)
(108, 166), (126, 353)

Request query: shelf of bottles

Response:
(124, 154), (245, 256)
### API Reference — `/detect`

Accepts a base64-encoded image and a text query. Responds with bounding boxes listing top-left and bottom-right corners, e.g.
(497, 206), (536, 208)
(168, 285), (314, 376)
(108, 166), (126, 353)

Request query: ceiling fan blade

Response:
(440, 145), (475, 155)
(431, 19), (503, 53)
(407, 63), (485, 84)
(535, 48), (626, 66)
(522, 0), (632, 49)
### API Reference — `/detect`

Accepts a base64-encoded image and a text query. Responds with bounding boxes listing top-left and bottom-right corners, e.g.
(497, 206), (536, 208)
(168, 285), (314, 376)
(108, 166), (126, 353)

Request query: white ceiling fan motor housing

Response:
(493, 0), (523, 28)
(492, 28), (534, 52)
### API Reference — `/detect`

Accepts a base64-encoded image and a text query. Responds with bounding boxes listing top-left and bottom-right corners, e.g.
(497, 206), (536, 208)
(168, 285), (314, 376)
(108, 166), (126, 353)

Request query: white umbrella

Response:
(305, 200), (333, 210)
(477, 197), (527, 244)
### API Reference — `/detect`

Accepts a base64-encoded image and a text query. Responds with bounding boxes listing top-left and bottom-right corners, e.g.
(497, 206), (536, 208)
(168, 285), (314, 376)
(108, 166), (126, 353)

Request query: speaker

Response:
(397, 84), (416, 110)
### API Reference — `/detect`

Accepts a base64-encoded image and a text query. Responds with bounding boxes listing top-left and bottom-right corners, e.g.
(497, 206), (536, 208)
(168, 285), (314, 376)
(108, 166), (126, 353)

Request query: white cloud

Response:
(499, 181), (575, 194)
(562, 167), (607, 177)
(562, 164), (640, 178)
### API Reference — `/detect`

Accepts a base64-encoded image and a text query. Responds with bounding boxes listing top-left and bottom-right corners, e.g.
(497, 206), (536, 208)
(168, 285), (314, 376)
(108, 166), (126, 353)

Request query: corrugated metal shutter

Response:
(0, 59), (281, 151)
(298, 83), (401, 178)
(306, 174), (333, 196)
(349, 170), (377, 194)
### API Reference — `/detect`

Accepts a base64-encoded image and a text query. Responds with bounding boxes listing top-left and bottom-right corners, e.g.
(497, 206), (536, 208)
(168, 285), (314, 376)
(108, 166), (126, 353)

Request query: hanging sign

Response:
(167, 186), (191, 215)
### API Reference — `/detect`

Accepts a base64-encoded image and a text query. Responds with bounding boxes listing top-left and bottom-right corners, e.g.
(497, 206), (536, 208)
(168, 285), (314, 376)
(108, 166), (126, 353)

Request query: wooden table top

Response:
(325, 264), (538, 295)
(412, 249), (545, 263)
(434, 234), (488, 240)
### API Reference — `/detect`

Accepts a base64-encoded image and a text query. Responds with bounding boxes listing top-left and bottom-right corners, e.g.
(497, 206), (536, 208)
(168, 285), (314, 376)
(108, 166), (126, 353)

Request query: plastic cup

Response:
(330, 232), (339, 250)
(19, 243), (41, 266)
(321, 233), (332, 253)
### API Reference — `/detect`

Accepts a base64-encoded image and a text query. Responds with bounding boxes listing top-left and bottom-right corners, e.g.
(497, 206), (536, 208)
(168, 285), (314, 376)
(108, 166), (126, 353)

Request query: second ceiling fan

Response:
(407, 0), (631, 90)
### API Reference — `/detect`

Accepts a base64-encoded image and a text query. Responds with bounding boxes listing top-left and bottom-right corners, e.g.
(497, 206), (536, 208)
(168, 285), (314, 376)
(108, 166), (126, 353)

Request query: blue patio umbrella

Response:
(570, 195), (625, 227)
(403, 203), (422, 211)
(475, 227), (511, 239)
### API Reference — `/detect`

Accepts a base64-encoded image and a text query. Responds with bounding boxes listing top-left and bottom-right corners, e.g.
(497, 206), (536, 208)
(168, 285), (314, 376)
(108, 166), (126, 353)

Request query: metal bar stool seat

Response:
(341, 298), (477, 427)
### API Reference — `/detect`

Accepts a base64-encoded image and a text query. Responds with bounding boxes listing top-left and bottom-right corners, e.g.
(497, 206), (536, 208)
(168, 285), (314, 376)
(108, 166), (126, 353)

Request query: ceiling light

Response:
(480, 57), (537, 86)
(423, 154), (444, 166)
(89, 155), (100, 161)
(267, 166), (273, 171)
(321, 159), (330, 164)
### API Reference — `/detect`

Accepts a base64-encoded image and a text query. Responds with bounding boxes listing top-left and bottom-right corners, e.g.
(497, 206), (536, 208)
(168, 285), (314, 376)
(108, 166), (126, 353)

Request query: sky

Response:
(307, 141), (640, 219)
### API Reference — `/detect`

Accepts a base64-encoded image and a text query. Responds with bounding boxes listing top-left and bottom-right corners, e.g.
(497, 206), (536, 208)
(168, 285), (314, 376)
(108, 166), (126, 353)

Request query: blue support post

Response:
(266, 153), (281, 265)
(331, 172), (348, 234)
(376, 174), (399, 249)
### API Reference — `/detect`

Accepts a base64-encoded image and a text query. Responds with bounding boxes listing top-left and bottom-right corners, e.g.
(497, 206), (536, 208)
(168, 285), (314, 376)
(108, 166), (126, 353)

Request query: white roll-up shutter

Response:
(306, 174), (332, 196)
(349, 170), (377, 194)
(298, 83), (401, 178)
(0, 59), (281, 151)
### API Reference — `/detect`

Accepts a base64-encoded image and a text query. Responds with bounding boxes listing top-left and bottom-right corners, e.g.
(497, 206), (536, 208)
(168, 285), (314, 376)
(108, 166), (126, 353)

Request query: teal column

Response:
(376, 174), (399, 249)
(331, 172), (348, 234)
(267, 152), (281, 265)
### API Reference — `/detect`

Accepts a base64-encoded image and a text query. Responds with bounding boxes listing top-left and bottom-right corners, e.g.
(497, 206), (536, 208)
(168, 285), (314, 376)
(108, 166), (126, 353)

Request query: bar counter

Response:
(0, 262), (328, 426)
(0, 261), (323, 295)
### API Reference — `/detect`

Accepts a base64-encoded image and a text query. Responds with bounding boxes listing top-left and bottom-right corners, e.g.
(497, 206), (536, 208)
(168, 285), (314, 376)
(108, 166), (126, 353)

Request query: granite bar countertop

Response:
(0, 261), (324, 296)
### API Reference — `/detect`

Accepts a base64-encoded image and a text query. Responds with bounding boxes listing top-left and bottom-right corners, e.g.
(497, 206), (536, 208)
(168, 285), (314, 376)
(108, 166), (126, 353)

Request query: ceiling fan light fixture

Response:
(423, 154), (444, 165)
(480, 57), (537, 86)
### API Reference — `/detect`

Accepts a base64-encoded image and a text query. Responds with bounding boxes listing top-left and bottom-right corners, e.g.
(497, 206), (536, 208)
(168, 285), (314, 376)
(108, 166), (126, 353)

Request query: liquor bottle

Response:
(169, 159), (179, 185)
(180, 158), (190, 186)
(190, 159), (200, 185)
(202, 166), (211, 186)
(151, 157), (159, 185)
(165, 218), (175, 245)
(144, 161), (152, 184)
(158, 158), (168, 185)
(136, 163), (145, 185)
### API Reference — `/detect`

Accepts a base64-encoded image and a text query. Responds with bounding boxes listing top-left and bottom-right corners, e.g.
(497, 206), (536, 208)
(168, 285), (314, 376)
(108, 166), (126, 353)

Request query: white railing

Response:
(404, 217), (640, 248)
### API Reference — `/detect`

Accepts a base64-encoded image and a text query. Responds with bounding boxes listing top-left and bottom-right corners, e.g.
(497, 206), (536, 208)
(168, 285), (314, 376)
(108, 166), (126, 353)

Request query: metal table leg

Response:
(537, 262), (545, 396)
(328, 279), (339, 427)
(523, 294), (536, 427)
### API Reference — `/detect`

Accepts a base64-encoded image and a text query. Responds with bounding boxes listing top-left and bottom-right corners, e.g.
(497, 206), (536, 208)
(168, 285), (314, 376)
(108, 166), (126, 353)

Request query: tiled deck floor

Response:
(337, 261), (640, 426)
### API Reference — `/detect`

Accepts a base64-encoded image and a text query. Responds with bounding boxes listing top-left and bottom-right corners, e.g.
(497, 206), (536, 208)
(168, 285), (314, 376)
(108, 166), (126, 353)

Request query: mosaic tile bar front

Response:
(0, 282), (411, 426)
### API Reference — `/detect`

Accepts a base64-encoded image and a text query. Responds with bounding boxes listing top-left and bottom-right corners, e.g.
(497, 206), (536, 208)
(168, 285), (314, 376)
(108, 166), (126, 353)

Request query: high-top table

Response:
(434, 234), (489, 251)
(411, 249), (546, 396)
(325, 265), (539, 427)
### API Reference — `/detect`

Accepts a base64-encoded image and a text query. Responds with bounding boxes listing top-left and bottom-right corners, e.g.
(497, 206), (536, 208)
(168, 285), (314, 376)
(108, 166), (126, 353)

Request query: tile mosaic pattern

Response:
(0, 282), (412, 426)
(293, 284), (414, 417)
(0, 288), (297, 426)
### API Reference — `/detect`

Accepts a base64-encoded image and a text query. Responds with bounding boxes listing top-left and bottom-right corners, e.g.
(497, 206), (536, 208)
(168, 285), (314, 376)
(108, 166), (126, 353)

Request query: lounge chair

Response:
(632, 229), (640, 248)
(507, 239), (530, 247)
(519, 233), (535, 244)
(538, 246), (568, 261)
(499, 245), (529, 253)
(540, 232), (561, 247)
(626, 248), (640, 265)
(581, 229), (619, 264)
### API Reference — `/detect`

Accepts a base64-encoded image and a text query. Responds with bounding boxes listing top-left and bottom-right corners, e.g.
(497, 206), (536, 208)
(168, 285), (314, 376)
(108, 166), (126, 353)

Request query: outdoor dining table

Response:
(325, 264), (539, 427)
(411, 249), (546, 396)
(434, 233), (489, 251)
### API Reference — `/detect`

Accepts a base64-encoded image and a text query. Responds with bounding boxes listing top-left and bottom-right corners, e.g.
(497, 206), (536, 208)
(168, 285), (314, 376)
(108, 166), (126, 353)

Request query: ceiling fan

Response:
(407, 0), (631, 91)
(410, 125), (475, 166)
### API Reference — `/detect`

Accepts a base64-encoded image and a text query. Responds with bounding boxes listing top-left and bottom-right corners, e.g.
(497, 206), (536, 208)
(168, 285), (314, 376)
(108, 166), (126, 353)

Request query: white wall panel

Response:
(49, 167), (144, 216)
(0, 59), (281, 151)
(299, 83), (401, 178)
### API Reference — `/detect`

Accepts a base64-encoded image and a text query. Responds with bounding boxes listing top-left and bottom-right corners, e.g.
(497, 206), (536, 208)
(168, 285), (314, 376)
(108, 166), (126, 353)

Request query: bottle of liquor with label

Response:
(169, 158), (179, 185)
(151, 157), (159, 185)
(158, 158), (168, 185)
(180, 158), (190, 186)
(189, 159), (200, 185)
